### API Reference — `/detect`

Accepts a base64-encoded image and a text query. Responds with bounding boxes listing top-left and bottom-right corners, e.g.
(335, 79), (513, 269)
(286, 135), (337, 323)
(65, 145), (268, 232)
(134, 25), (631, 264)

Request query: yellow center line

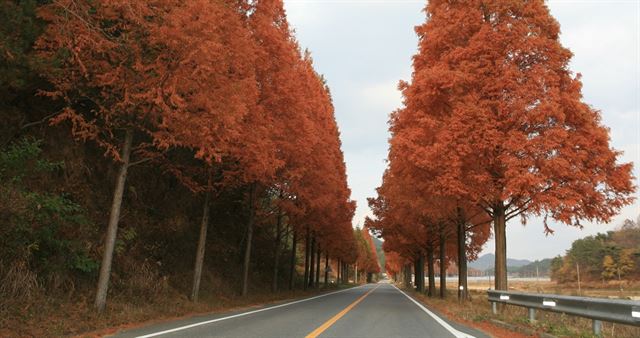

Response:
(305, 284), (380, 338)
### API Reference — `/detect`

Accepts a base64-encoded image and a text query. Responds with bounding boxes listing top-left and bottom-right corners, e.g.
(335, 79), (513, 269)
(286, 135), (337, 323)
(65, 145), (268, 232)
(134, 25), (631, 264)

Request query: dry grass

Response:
(465, 279), (640, 299)
(0, 260), (40, 300)
(407, 280), (640, 338)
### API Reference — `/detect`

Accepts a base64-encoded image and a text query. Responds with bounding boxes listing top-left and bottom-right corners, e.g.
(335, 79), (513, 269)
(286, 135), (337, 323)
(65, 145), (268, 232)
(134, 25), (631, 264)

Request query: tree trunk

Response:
(439, 227), (447, 299)
(404, 264), (411, 289)
(95, 128), (133, 312)
(427, 244), (435, 297)
(457, 212), (468, 301)
(413, 258), (419, 289)
(288, 229), (297, 290)
(493, 203), (507, 291)
(241, 184), (257, 297)
(303, 227), (310, 290)
(191, 187), (211, 302)
(355, 263), (358, 284)
(418, 254), (425, 293)
(337, 259), (341, 284)
(272, 211), (283, 293)
(308, 236), (316, 288)
(324, 252), (329, 287)
(314, 244), (321, 287)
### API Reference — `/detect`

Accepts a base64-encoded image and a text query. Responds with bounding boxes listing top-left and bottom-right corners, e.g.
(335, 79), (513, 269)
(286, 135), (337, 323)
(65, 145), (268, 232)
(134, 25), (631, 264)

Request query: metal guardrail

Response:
(487, 290), (640, 336)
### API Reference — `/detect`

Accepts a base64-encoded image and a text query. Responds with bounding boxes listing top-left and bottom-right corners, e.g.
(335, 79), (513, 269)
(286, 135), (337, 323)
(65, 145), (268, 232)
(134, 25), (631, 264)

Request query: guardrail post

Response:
(528, 308), (536, 323)
(592, 319), (602, 336)
(491, 302), (497, 315)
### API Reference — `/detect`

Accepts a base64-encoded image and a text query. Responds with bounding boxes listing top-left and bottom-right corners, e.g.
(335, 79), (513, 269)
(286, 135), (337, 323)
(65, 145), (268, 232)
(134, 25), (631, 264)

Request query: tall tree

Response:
(241, 0), (310, 296)
(147, 0), (260, 302)
(392, 0), (634, 291)
(37, 0), (176, 311)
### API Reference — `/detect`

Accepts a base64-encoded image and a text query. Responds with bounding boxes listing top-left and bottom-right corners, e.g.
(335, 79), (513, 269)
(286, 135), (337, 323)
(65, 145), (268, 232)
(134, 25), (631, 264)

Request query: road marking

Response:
(392, 285), (476, 338)
(305, 284), (380, 338)
(134, 285), (365, 338)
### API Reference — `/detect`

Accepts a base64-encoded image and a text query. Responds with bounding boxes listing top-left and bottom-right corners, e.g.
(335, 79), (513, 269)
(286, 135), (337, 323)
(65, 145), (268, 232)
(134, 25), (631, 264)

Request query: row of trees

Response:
(367, 0), (634, 301)
(29, 0), (360, 311)
(354, 227), (381, 283)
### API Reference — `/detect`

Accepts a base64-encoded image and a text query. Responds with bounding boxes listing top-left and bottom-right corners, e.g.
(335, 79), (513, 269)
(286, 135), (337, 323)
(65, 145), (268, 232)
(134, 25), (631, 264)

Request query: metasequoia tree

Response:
(383, 250), (405, 281)
(393, 0), (634, 291)
(37, 0), (359, 305)
(38, 0), (274, 306)
(451, 204), (491, 300)
(146, 0), (260, 302)
(36, 0), (178, 311)
(235, 0), (297, 297)
(359, 228), (380, 282)
(244, 0), (309, 295)
(366, 143), (441, 295)
(279, 52), (355, 289)
(237, 0), (356, 295)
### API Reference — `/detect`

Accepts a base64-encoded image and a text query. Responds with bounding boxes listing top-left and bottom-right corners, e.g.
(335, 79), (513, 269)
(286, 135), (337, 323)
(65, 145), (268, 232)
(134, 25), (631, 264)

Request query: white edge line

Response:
(135, 285), (366, 338)
(392, 285), (476, 338)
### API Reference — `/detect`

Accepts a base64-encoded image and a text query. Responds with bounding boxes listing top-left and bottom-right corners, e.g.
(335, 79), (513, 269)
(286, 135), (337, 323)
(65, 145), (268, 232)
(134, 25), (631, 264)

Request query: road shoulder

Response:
(391, 285), (490, 338)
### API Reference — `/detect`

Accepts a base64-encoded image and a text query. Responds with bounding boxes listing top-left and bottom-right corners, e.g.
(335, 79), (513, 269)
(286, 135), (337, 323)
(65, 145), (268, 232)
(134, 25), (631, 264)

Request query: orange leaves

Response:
(246, 0), (355, 256)
(371, 0), (634, 273)
(36, 0), (355, 265)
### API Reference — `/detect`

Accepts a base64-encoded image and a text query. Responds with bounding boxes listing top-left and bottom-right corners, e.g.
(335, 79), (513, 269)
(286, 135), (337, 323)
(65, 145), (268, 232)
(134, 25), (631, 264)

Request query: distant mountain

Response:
(511, 258), (552, 276)
(468, 253), (531, 271)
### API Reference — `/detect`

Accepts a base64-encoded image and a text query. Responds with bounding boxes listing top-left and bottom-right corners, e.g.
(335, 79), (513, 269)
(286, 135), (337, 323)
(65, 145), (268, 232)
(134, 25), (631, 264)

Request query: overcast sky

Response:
(283, 0), (640, 260)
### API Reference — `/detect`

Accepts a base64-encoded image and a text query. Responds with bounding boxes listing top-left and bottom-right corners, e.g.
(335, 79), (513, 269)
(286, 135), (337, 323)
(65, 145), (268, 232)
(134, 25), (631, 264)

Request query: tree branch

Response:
(466, 218), (493, 230)
(506, 210), (526, 221)
(127, 157), (153, 168)
(20, 112), (58, 130)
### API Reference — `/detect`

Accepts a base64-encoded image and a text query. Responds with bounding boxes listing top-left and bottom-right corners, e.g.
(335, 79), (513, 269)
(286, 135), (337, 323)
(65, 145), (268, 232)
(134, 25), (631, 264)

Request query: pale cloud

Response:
(360, 80), (403, 114)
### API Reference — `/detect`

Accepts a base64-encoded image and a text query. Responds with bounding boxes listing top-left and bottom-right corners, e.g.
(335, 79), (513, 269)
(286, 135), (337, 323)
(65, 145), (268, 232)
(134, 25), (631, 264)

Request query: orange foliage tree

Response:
(37, 0), (358, 310)
(358, 228), (380, 282)
(372, 0), (635, 300)
(246, 0), (356, 293)
(37, 0), (182, 311)
(146, 0), (262, 303)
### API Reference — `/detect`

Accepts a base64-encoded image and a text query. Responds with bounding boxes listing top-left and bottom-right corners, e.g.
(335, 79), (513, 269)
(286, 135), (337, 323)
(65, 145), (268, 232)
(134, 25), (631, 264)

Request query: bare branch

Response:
(127, 157), (153, 168)
(20, 113), (58, 130)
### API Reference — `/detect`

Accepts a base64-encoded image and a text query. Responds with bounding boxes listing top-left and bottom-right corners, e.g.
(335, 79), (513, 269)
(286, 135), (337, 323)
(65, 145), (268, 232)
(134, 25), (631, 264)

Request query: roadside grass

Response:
(406, 283), (640, 338)
(0, 283), (354, 337)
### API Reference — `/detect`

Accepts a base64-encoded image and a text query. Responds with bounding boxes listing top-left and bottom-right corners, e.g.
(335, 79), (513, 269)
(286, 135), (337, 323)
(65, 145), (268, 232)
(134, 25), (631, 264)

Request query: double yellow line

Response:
(305, 285), (380, 338)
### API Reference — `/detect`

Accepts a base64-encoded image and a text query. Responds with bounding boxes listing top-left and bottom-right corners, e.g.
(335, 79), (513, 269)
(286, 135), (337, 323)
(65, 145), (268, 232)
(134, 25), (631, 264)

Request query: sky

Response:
(283, 0), (640, 261)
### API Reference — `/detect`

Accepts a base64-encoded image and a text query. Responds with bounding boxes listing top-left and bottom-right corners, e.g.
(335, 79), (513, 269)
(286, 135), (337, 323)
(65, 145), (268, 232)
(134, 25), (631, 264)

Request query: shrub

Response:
(0, 138), (97, 299)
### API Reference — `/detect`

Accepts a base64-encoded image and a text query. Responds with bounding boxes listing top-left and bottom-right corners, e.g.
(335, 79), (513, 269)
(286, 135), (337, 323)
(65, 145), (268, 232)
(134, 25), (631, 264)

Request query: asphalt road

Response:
(112, 282), (488, 338)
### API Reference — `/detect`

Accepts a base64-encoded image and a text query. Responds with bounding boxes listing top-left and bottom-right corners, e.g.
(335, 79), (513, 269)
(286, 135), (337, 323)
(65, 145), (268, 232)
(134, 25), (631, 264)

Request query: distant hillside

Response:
(372, 236), (386, 273)
(469, 253), (531, 270)
(512, 258), (552, 276)
(551, 219), (640, 283)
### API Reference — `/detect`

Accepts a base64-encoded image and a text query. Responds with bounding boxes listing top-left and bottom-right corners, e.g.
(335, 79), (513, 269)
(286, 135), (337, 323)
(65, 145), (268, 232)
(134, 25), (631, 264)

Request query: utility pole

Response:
(576, 263), (581, 295)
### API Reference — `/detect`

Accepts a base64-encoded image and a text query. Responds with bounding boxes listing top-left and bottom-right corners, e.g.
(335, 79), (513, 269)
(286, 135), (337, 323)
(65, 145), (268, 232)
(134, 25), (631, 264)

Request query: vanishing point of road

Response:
(112, 282), (488, 338)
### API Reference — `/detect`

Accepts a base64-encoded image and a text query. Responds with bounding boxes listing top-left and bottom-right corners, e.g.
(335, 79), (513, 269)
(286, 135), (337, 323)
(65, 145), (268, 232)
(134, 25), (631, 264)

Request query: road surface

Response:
(112, 282), (488, 338)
